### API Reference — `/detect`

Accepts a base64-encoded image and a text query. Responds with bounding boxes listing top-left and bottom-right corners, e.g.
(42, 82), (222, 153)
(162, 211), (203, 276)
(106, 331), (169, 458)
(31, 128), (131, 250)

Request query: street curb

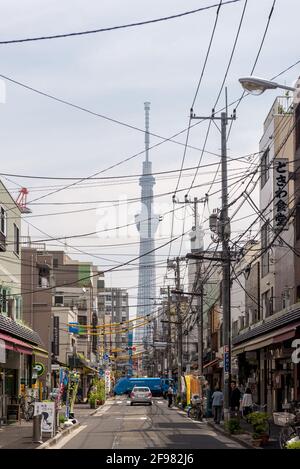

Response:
(206, 421), (260, 450)
(36, 422), (81, 449)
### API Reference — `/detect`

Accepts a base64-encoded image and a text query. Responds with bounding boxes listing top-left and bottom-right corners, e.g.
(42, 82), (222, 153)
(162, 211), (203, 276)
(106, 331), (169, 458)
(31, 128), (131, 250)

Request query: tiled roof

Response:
(232, 306), (300, 345)
(0, 314), (43, 346)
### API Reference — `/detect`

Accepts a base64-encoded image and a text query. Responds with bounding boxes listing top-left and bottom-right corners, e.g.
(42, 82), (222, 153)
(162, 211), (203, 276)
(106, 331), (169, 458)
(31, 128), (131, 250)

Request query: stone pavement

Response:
(0, 402), (102, 449)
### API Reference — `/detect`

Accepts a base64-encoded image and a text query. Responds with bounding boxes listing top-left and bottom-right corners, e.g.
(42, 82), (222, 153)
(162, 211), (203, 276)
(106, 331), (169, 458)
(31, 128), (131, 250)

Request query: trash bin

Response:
(32, 414), (43, 443)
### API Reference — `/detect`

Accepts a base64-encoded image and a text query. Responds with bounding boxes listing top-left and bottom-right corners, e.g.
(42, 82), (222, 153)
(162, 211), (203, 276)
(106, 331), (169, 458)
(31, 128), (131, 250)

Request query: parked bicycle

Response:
(19, 394), (35, 421)
(187, 395), (204, 421)
(274, 402), (300, 449)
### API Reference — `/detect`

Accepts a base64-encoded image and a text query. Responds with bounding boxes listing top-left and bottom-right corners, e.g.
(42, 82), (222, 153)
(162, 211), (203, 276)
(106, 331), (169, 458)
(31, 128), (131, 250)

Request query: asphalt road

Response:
(57, 397), (244, 449)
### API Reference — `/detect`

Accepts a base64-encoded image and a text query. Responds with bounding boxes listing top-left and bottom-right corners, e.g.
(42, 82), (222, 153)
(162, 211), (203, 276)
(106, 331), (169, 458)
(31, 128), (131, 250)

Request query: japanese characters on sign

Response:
(273, 159), (289, 231)
(105, 369), (111, 393)
(34, 401), (55, 436)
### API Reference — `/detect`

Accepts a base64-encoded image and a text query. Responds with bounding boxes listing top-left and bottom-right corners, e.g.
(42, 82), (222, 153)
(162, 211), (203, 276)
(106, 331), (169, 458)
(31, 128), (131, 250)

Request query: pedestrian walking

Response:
(167, 385), (174, 408)
(211, 387), (223, 424)
(241, 387), (253, 418)
(229, 381), (241, 416)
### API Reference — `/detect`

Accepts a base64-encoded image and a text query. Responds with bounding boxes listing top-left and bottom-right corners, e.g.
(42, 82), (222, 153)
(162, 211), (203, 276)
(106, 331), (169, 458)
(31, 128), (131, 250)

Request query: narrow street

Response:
(57, 398), (243, 449)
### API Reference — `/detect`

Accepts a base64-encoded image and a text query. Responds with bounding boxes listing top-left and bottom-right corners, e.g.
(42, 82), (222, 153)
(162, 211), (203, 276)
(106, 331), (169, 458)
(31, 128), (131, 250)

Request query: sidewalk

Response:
(206, 417), (281, 449)
(0, 420), (42, 449)
(0, 402), (107, 449)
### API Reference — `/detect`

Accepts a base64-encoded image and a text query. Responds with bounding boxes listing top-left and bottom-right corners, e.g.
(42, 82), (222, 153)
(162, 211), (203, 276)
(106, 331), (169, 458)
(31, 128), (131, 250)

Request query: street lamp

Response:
(239, 76), (295, 95)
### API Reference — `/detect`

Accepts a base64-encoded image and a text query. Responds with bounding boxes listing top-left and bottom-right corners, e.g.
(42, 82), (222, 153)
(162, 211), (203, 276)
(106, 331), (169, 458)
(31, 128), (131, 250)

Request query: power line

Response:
(0, 1), (242, 45)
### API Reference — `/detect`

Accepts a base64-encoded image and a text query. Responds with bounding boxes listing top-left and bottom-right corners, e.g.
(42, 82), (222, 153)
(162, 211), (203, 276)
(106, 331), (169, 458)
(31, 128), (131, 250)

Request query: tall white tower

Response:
(135, 102), (160, 368)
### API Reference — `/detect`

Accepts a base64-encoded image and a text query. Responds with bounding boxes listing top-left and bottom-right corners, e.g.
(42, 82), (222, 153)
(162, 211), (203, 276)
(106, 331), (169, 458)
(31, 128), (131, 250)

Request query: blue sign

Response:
(68, 322), (79, 334)
(99, 369), (104, 377)
(224, 352), (230, 372)
(103, 353), (109, 360)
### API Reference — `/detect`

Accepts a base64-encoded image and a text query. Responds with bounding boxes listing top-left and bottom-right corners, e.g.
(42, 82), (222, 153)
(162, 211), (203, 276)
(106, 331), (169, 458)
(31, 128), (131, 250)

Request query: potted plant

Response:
(224, 418), (241, 435)
(247, 412), (269, 446)
(89, 392), (97, 409)
(58, 413), (67, 428)
(286, 440), (300, 449)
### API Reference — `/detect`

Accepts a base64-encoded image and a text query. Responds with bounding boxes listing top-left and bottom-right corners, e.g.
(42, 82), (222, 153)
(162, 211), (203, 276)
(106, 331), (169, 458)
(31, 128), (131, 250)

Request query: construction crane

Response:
(16, 188), (31, 213)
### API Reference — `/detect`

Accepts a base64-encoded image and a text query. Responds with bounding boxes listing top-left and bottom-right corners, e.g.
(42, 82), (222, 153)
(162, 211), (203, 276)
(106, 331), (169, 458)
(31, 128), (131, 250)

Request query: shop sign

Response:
(0, 339), (5, 363)
(33, 362), (45, 376)
(105, 370), (111, 393)
(52, 316), (59, 356)
(34, 401), (55, 437)
(273, 159), (289, 231)
(224, 352), (230, 372)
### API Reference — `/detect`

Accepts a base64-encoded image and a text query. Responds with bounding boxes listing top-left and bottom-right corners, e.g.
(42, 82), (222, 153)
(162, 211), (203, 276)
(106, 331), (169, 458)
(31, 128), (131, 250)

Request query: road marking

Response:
(50, 425), (87, 449)
(116, 401), (123, 404)
(157, 401), (164, 404)
(116, 417), (148, 420)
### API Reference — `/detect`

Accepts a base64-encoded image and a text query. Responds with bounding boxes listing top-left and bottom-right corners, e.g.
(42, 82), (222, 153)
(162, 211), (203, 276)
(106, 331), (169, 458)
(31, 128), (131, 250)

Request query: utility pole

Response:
(193, 197), (203, 377)
(173, 196), (206, 377)
(175, 257), (182, 395)
(191, 92), (236, 421)
(167, 286), (172, 379)
(197, 281), (204, 376)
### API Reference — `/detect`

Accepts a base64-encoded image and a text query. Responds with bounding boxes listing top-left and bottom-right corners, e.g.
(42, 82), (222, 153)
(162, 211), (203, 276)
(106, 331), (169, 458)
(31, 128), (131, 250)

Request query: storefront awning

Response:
(233, 323), (300, 355)
(32, 345), (49, 358)
(0, 332), (33, 355)
(203, 358), (219, 369)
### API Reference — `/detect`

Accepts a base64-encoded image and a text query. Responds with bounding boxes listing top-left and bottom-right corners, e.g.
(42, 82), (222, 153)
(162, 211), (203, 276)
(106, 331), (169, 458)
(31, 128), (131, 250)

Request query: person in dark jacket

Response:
(229, 381), (241, 414)
(167, 385), (174, 408)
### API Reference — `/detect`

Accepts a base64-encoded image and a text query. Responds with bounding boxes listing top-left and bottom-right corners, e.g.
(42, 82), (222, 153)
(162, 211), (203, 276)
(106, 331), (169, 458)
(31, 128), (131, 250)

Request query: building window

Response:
(78, 315), (87, 338)
(105, 295), (112, 302)
(54, 295), (64, 306)
(261, 223), (269, 277)
(0, 288), (8, 314)
(38, 265), (50, 288)
(261, 147), (269, 188)
(14, 224), (20, 255)
(53, 258), (59, 268)
(262, 290), (273, 318)
(15, 297), (22, 320)
(0, 206), (6, 235)
(0, 206), (6, 252)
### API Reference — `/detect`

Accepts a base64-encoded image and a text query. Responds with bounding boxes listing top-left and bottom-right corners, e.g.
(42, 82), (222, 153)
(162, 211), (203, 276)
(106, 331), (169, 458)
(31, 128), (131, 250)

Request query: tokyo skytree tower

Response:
(135, 102), (160, 355)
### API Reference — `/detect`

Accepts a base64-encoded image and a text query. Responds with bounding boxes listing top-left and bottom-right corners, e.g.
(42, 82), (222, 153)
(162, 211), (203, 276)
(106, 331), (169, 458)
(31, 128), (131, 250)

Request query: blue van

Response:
(113, 377), (175, 396)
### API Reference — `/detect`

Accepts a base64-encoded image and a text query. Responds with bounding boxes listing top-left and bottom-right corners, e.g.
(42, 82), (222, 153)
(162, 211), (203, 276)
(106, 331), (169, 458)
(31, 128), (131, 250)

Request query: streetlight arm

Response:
(239, 76), (295, 95)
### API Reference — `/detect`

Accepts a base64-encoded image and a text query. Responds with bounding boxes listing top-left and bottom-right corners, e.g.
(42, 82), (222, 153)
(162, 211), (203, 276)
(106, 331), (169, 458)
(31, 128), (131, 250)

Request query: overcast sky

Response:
(0, 0), (299, 315)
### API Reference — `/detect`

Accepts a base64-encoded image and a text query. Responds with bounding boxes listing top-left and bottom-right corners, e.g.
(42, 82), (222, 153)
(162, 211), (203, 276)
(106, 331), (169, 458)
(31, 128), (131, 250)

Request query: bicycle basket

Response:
(273, 412), (296, 426)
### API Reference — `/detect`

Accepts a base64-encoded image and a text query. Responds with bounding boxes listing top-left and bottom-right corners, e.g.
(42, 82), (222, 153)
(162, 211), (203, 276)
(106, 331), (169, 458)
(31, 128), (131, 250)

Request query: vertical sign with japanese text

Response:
(274, 159), (289, 231)
(52, 316), (59, 356)
(105, 370), (111, 394)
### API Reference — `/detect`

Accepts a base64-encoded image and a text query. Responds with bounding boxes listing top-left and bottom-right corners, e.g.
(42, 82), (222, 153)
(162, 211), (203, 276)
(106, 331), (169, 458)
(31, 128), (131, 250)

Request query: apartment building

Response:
(103, 288), (129, 372)
(232, 92), (300, 411)
(0, 180), (43, 420)
(21, 246), (100, 397)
